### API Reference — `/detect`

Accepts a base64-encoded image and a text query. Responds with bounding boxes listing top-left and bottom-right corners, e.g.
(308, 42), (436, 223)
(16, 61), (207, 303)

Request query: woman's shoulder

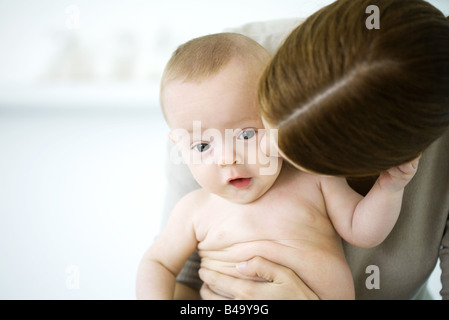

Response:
(400, 127), (449, 214)
(428, 127), (449, 157)
(418, 127), (449, 177)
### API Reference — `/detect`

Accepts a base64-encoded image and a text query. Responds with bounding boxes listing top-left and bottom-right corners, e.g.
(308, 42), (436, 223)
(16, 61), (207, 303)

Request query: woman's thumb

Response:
(235, 257), (275, 282)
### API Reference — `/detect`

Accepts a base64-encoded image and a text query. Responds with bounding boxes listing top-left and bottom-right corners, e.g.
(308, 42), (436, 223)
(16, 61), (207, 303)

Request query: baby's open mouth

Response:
(228, 177), (252, 188)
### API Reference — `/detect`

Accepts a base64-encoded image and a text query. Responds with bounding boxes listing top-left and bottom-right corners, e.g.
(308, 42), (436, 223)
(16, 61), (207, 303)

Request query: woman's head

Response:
(259, 0), (449, 177)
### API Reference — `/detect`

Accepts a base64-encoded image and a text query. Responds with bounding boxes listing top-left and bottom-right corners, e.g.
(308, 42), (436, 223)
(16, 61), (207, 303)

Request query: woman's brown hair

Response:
(259, 0), (449, 177)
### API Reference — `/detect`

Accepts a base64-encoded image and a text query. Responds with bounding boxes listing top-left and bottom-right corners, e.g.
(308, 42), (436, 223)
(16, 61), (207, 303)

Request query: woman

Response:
(164, 0), (449, 299)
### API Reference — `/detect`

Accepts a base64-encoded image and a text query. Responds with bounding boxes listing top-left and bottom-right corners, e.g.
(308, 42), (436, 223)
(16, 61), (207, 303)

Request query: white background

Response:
(0, 0), (447, 299)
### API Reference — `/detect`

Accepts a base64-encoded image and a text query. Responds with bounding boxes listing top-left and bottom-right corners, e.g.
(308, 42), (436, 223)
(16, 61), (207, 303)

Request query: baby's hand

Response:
(377, 155), (421, 192)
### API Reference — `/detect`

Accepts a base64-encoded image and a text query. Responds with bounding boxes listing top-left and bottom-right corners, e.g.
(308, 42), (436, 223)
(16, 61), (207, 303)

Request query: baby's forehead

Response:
(164, 85), (261, 129)
(176, 111), (262, 132)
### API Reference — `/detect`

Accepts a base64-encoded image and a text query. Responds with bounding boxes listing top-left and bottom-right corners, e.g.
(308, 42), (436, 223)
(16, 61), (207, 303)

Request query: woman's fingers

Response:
(200, 283), (233, 300)
(236, 256), (318, 299)
(199, 267), (244, 299)
(236, 257), (288, 283)
(200, 257), (319, 300)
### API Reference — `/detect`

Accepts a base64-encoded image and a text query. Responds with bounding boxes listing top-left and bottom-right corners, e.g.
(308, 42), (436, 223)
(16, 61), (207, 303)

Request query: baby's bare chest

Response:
(195, 192), (335, 252)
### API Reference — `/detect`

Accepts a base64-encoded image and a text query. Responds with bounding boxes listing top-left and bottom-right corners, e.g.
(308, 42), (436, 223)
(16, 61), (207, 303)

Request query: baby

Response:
(136, 33), (419, 299)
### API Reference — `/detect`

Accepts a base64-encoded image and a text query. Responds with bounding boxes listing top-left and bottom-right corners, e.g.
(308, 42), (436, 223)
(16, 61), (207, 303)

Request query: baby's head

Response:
(161, 33), (281, 204)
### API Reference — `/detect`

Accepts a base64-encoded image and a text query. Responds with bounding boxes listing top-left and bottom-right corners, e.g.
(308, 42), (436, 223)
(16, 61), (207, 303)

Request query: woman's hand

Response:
(199, 256), (319, 300)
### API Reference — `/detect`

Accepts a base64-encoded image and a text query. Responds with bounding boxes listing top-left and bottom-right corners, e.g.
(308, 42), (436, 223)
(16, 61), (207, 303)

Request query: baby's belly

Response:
(198, 238), (351, 298)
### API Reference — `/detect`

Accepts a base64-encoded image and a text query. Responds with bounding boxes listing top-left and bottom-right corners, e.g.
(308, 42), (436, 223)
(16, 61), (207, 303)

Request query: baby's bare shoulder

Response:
(162, 189), (211, 241)
(176, 188), (210, 208)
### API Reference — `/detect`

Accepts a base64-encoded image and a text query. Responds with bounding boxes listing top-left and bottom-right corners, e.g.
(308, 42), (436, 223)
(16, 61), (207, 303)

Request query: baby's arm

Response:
(322, 157), (420, 248)
(136, 191), (200, 299)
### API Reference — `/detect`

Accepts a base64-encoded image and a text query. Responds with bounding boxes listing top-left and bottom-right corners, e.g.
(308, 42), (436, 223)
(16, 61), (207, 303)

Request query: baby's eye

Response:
(237, 128), (257, 140)
(192, 143), (211, 153)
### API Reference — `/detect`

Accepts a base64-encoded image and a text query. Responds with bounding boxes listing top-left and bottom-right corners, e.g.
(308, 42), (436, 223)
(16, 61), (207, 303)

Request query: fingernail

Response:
(236, 262), (247, 270)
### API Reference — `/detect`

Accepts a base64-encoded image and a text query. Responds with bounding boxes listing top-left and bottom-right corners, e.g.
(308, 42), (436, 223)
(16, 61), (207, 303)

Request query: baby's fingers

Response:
(396, 154), (421, 175)
(379, 155), (421, 191)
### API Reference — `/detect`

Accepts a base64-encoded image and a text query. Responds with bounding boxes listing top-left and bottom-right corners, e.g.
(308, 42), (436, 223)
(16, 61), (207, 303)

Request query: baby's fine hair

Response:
(259, 0), (449, 177)
(160, 33), (270, 120)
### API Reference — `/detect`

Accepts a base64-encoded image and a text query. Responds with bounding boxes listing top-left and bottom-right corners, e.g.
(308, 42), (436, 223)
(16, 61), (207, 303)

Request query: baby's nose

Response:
(216, 143), (241, 167)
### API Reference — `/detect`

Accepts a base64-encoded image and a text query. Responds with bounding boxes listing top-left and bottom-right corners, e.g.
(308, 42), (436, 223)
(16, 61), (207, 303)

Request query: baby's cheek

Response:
(189, 165), (217, 190)
(258, 133), (270, 157)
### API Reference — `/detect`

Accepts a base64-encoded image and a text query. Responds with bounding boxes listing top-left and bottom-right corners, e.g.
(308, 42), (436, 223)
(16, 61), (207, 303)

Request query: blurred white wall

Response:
(0, 0), (447, 107)
(0, 0), (447, 299)
(0, 0), (337, 109)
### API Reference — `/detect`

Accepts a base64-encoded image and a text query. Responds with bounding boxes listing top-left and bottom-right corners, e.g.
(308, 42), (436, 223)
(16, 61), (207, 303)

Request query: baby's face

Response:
(163, 59), (282, 204)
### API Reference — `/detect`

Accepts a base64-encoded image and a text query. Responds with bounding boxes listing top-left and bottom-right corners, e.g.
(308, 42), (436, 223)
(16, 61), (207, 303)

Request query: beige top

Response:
(159, 19), (449, 299)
